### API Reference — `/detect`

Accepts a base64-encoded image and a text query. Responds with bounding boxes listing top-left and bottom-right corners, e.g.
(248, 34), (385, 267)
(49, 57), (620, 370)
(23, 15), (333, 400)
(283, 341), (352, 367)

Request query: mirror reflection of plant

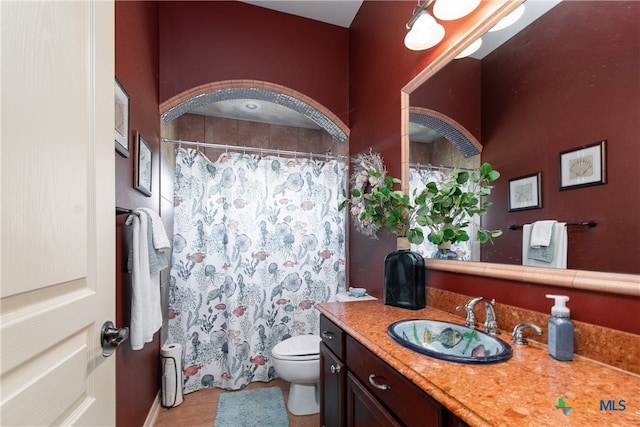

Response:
(339, 151), (502, 246)
(413, 164), (503, 246)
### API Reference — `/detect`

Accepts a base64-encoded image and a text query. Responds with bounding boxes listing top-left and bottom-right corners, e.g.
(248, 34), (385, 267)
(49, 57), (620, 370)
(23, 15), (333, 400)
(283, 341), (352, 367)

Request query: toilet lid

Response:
(272, 335), (320, 360)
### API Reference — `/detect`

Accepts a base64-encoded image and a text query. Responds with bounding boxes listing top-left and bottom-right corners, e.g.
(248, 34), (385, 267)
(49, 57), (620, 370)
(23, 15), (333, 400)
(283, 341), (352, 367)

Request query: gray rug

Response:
(214, 386), (289, 427)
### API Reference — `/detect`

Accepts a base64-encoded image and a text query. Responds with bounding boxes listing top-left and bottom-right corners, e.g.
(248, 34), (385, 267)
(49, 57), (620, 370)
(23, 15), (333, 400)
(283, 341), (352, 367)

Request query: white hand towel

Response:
(126, 211), (163, 350)
(530, 220), (557, 247)
(138, 207), (171, 249)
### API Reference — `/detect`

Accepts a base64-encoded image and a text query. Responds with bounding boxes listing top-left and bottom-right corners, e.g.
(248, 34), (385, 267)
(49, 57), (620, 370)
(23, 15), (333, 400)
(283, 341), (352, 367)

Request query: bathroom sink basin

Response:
(387, 319), (512, 364)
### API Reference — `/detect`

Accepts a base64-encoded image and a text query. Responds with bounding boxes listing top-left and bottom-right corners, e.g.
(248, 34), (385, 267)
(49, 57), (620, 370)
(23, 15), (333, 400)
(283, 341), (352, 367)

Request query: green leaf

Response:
(456, 171), (469, 184)
(487, 170), (500, 181)
(407, 228), (424, 244)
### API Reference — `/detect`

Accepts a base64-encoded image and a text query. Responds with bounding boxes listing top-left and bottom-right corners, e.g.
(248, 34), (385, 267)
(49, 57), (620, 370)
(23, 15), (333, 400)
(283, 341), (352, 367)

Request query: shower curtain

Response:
(168, 148), (347, 393)
(408, 167), (476, 261)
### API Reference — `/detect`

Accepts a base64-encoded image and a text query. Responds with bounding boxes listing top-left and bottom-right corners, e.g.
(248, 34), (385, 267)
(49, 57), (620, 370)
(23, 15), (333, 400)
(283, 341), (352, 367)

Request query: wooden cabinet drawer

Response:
(346, 335), (444, 427)
(321, 314), (345, 359)
(346, 372), (400, 427)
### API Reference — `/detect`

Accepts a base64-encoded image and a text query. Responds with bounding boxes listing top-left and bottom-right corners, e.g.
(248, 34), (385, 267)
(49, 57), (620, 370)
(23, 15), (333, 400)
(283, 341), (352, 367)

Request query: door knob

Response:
(101, 321), (129, 357)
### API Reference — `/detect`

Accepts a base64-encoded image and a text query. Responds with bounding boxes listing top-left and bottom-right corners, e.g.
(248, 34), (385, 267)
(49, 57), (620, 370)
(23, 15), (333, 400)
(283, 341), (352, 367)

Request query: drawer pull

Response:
(322, 331), (335, 340)
(330, 364), (342, 374)
(368, 374), (390, 391)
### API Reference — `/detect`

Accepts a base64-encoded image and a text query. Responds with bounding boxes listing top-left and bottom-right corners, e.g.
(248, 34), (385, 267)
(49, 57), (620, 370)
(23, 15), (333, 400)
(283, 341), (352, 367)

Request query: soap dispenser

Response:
(545, 294), (574, 361)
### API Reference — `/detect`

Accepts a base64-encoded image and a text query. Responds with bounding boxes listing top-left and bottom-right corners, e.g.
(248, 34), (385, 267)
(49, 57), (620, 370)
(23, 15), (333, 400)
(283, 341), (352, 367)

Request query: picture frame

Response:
(559, 140), (606, 190)
(134, 132), (152, 197)
(115, 78), (130, 157)
(509, 172), (542, 211)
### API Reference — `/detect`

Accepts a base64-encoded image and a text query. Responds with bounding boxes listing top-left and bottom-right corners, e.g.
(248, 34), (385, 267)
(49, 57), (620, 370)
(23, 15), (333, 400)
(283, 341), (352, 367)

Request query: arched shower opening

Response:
(159, 81), (351, 393)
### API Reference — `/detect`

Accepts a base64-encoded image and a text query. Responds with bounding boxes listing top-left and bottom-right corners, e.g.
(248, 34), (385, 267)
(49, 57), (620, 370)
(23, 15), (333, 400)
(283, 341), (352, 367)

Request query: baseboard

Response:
(143, 391), (162, 427)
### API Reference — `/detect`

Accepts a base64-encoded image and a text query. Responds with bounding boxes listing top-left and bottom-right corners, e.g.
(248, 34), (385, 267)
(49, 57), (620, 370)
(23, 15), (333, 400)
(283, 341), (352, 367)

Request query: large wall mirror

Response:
(401, 0), (639, 295)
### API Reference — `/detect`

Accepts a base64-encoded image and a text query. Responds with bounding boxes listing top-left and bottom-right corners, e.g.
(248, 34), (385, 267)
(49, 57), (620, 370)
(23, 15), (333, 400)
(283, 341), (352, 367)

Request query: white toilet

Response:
(271, 334), (321, 415)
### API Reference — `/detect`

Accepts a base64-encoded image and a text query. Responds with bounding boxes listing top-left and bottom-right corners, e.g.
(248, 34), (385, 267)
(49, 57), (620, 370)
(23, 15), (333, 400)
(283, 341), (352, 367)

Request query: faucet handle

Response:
(511, 323), (543, 345)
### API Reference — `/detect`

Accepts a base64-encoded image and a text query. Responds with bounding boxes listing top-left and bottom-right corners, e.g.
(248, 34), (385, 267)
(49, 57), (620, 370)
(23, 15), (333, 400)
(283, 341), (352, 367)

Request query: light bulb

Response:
(405, 13), (445, 51)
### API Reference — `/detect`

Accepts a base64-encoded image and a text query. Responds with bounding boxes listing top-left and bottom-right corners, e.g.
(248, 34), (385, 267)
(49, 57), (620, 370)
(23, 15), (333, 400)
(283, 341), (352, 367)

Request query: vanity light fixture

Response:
(489, 3), (526, 32)
(405, 0), (480, 51)
(404, 0), (445, 51)
(433, 0), (481, 21)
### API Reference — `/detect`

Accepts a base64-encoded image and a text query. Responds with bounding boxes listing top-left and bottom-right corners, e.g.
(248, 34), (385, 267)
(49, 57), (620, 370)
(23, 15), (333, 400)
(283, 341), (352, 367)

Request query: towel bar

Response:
(508, 221), (597, 230)
(116, 207), (136, 215)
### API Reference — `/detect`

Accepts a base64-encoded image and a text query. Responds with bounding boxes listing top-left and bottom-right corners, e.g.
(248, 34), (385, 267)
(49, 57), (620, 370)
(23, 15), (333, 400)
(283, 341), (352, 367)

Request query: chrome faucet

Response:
(456, 297), (500, 336)
(511, 323), (543, 345)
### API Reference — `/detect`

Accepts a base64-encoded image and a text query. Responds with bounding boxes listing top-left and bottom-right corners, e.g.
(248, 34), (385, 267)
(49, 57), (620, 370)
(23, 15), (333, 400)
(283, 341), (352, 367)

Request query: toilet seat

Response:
(272, 335), (320, 361)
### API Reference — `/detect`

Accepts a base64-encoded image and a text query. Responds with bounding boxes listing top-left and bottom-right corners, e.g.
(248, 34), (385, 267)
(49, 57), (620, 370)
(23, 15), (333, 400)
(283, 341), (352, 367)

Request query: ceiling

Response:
(191, 1), (561, 135)
(239, 0), (364, 28)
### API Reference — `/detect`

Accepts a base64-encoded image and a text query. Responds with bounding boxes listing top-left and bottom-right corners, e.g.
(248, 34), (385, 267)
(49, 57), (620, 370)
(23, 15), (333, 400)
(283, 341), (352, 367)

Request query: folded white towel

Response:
(530, 220), (557, 247)
(138, 207), (171, 249)
(136, 209), (169, 275)
(523, 223), (567, 269)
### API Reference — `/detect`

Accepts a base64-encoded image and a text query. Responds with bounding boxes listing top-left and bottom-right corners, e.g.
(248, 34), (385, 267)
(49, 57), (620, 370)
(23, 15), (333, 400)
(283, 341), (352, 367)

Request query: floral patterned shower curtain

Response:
(168, 148), (347, 393)
(408, 167), (476, 261)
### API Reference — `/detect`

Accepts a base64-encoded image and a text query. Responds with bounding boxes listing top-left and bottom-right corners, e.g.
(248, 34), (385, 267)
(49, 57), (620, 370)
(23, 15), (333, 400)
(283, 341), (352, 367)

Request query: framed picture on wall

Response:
(115, 79), (130, 157)
(508, 172), (542, 211)
(559, 140), (607, 190)
(134, 132), (152, 196)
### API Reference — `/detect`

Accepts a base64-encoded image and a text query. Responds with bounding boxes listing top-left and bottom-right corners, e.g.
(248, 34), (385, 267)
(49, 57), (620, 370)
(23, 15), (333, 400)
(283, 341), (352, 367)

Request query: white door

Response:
(1, 1), (116, 425)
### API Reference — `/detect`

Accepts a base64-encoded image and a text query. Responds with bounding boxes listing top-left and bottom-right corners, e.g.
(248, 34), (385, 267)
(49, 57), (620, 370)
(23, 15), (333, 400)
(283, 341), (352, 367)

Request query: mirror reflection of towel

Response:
(530, 220), (556, 247)
(522, 223), (567, 269)
(528, 225), (555, 262)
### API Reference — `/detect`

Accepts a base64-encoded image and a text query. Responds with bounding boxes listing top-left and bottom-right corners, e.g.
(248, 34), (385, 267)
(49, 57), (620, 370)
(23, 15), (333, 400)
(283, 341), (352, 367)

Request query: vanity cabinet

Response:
(320, 314), (469, 427)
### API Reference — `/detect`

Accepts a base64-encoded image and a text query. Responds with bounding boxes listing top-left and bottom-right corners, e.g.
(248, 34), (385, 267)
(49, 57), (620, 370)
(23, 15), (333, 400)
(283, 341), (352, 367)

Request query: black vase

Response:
(384, 238), (426, 310)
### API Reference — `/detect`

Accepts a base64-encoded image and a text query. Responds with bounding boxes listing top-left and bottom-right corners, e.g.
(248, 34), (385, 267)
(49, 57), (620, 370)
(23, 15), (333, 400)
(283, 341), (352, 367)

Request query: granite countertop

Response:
(316, 301), (640, 427)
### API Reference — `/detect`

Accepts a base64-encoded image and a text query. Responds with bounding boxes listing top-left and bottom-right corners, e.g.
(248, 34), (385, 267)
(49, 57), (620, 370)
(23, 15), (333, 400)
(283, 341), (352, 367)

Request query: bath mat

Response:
(214, 386), (289, 427)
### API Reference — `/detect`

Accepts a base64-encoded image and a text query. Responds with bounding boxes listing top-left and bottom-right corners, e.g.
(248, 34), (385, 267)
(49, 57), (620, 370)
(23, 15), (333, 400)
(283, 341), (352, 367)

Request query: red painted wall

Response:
(115, 2), (161, 426)
(158, 0), (350, 125)
(480, 1), (640, 274)
(410, 58), (482, 141)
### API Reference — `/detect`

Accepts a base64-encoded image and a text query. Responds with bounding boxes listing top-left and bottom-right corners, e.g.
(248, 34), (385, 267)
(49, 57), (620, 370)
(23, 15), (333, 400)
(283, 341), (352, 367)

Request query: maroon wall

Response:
(115, 2), (161, 426)
(480, 1), (640, 274)
(158, 0), (350, 125)
(410, 58), (482, 141)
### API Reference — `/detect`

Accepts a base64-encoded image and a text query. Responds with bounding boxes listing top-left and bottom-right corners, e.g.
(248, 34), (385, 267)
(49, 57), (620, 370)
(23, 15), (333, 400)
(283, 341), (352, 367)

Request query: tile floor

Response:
(153, 379), (319, 427)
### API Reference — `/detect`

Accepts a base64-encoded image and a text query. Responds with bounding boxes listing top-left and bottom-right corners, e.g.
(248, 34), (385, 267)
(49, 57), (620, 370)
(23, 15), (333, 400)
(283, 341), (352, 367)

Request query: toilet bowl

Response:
(271, 335), (321, 416)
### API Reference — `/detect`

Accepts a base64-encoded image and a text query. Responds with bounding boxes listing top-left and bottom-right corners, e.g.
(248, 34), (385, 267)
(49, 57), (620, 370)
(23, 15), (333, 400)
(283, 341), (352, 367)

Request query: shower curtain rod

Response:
(161, 138), (346, 162)
(409, 162), (475, 172)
